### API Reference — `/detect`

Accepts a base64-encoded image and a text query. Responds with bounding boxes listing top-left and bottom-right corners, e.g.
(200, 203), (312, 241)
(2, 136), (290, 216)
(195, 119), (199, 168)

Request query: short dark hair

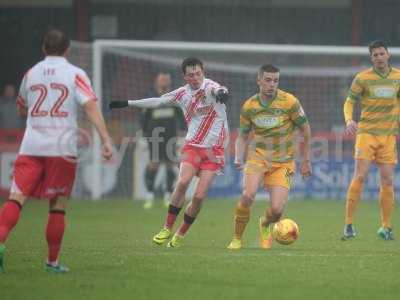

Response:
(368, 40), (388, 54)
(258, 64), (280, 76)
(181, 57), (203, 74)
(42, 29), (70, 56)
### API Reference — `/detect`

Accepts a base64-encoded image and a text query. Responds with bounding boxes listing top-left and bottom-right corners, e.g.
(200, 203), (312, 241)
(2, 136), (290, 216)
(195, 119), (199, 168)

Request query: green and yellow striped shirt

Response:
(240, 89), (308, 163)
(346, 67), (400, 136)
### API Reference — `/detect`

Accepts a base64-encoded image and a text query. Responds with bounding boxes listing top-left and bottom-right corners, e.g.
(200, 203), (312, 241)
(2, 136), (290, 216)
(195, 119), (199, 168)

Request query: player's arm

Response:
(235, 105), (252, 169)
(343, 99), (354, 124)
(84, 101), (113, 160)
(235, 131), (251, 169)
(109, 91), (177, 110)
(290, 99), (311, 177)
(16, 99), (27, 117)
(74, 71), (113, 160)
(16, 73), (28, 117)
(343, 99), (357, 136)
(297, 123), (312, 178)
(344, 75), (363, 137)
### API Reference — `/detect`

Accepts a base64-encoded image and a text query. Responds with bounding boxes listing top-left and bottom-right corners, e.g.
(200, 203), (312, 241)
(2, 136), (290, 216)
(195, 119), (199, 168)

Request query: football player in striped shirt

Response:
(227, 64), (311, 250)
(342, 40), (399, 241)
(110, 57), (229, 248)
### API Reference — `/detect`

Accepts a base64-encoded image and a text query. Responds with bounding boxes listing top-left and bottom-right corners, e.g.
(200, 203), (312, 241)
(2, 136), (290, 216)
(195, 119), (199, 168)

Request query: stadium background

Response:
(1, 0), (400, 201)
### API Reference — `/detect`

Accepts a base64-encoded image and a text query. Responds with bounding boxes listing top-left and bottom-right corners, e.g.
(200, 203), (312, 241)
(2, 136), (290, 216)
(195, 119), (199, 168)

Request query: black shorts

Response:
(148, 139), (177, 163)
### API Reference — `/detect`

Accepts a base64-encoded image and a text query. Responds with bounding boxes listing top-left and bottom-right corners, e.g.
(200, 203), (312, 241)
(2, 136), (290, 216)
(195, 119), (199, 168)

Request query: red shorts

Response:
(10, 155), (77, 199)
(180, 144), (224, 172)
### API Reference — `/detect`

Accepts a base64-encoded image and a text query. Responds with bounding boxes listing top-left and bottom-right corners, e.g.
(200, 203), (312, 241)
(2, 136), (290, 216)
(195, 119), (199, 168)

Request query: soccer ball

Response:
(272, 218), (299, 245)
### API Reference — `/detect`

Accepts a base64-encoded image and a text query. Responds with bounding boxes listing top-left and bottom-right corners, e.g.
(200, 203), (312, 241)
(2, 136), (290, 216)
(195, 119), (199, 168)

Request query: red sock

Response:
(164, 204), (181, 230)
(0, 200), (22, 243)
(177, 213), (196, 236)
(46, 210), (65, 263)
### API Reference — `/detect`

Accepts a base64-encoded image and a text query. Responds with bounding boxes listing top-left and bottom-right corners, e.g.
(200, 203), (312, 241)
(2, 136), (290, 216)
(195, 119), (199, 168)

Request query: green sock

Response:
(0, 243), (5, 271)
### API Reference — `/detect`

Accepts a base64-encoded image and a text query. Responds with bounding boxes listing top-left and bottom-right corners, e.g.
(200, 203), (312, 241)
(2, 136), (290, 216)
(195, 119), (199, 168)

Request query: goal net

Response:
(68, 40), (400, 201)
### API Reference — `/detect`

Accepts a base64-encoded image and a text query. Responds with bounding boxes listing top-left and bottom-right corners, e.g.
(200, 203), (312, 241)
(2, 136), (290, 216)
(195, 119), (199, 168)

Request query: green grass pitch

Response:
(0, 199), (399, 300)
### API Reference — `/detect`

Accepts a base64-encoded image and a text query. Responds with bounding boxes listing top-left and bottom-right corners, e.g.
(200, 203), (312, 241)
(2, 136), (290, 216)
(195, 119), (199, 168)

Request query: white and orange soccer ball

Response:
(272, 218), (299, 245)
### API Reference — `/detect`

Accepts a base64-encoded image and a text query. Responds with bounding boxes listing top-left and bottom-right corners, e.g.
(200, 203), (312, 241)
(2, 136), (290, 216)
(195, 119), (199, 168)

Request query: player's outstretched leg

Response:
(167, 170), (213, 248)
(154, 162), (197, 247)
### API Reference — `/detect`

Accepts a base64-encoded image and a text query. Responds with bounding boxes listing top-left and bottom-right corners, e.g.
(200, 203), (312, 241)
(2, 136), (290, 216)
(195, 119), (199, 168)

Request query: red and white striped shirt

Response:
(17, 56), (96, 156)
(131, 78), (229, 148)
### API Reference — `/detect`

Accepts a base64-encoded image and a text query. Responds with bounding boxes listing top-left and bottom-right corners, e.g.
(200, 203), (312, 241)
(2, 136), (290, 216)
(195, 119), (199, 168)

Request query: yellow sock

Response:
(379, 184), (394, 228)
(345, 178), (363, 225)
(233, 201), (250, 240)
